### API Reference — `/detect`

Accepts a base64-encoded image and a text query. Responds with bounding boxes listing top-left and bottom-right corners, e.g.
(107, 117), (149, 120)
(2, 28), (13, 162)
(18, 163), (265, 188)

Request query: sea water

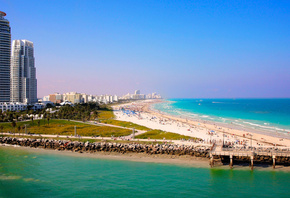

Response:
(152, 99), (290, 136)
(0, 147), (289, 198)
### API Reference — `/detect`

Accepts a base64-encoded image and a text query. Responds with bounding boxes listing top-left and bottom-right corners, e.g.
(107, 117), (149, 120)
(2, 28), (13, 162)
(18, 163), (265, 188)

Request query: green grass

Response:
(102, 119), (150, 131)
(135, 130), (198, 140)
(0, 109), (200, 141)
(98, 110), (115, 120)
(0, 119), (132, 137)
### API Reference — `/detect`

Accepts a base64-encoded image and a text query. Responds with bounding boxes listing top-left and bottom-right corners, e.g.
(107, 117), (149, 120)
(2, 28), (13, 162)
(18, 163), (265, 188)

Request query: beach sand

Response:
(113, 100), (290, 147)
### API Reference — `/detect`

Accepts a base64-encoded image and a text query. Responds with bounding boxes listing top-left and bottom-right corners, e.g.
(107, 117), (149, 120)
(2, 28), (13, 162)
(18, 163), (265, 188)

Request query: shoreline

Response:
(1, 144), (289, 172)
(150, 100), (290, 138)
(113, 99), (290, 147)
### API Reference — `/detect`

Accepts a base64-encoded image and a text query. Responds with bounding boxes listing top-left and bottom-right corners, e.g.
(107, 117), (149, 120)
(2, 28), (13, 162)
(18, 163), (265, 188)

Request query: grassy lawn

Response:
(97, 110), (115, 120)
(0, 119), (132, 137)
(135, 130), (198, 140)
(0, 109), (199, 141)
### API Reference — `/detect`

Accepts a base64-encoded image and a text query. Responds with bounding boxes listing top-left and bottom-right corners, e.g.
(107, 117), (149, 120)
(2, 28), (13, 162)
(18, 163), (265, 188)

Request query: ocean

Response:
(0, 146), (289, 198)
(152, 99), (290, 137)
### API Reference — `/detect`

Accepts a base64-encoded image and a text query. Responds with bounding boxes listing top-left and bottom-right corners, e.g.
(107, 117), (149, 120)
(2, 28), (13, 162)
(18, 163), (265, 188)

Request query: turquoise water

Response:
(0, 147), (289, 198)
(153, 99), (290, 135)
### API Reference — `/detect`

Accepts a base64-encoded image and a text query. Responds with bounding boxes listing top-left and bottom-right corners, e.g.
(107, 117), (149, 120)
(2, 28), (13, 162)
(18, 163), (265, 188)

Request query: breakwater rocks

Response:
(0, 137), (211, 157)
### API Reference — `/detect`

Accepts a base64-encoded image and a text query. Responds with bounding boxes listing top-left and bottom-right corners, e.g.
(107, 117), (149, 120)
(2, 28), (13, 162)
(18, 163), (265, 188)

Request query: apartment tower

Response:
(10, 40), (37, 104)
(0, 11), (11, 102)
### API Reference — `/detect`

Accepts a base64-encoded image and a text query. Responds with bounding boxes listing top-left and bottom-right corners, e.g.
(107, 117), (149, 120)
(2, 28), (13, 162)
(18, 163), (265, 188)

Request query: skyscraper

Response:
(0, 11), (11, 102)
(11, 40), (37, 104)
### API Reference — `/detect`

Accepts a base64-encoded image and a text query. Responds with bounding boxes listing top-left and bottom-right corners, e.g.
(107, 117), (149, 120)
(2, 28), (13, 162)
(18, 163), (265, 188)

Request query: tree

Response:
(92, 110), (99, 120)
(46, 103), (53, 109)
(11, 121), (16, 133)
(8, 112), (13, 122)
(47, 116), (50, 125)
(37, 120), (40, 127)
(17, 125), (21, 135)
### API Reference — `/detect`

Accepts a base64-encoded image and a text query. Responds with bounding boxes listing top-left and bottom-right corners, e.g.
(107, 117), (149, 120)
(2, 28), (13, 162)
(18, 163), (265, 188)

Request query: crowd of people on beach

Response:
(113, 102), (267, 147)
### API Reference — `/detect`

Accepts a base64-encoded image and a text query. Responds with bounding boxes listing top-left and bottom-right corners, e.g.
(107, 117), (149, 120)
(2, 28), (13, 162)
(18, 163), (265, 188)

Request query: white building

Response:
(42, 95), (50, 101)
(0, 102), (44, 112)
(10, 40), (37, 104)
(0, 102), (26, 111)
(113, 95), (118, 102)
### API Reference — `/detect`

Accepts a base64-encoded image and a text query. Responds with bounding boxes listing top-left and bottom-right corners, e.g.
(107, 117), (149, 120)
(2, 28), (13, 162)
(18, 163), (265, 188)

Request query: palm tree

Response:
(11, 121), (16, 134)
(17, 126), (21, 136)
(47, 116), (50, 126)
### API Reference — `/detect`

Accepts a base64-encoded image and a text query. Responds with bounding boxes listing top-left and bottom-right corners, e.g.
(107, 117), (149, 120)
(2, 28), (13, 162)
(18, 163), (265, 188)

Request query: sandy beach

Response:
(113, 100), (290, 147)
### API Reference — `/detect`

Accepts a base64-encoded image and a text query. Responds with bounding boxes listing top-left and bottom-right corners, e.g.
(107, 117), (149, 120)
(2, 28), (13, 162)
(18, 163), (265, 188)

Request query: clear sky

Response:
(1, 0), (289, 98)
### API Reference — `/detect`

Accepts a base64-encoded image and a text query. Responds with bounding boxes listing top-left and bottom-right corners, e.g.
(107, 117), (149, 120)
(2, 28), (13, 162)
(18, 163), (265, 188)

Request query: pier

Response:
(210, 143), (290, 169)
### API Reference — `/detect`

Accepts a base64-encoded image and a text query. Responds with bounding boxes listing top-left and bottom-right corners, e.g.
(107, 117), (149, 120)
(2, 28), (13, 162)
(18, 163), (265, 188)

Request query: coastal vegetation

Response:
(0, 103), (198, 141)
(135, 130), (198, 141)
(0, 102), (149, 131)
(0, 120), (132, 137)
(0, 102), (103, 122)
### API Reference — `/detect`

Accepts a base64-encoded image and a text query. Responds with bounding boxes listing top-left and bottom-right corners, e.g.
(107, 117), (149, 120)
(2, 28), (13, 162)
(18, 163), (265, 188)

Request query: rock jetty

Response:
(1, 137), (289, 166)
(0, 137), (210, 157)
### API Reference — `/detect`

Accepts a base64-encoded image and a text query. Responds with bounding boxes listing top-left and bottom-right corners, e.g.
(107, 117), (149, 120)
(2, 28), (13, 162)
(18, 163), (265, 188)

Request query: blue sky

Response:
(1, 0), (289, 98)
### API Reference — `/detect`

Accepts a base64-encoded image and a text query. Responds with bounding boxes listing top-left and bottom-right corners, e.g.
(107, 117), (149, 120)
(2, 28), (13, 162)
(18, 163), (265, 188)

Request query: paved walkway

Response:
(1, 132), (210, 146)
(210, 143), (290, 157)
(81, 120), (148, 138)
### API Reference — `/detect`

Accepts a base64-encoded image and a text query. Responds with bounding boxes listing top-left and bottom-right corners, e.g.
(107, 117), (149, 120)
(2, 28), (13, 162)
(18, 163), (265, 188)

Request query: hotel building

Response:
(10, 40), (37, 104)
(0, 11), (11, 102)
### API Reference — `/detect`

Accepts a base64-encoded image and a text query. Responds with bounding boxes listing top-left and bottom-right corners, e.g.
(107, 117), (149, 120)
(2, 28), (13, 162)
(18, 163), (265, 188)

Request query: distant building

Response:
(10, 40), (37, 104)
(0, 102), (44, 112)
(60, 100), (73, 106)
(81, 93), (88, 103)
(120, 90), (162, 100)
(42, 95), (50, 102)
(113, 95), (118, 102)
(63, 92), (82, 104)
(0, 102), (26, 111)
(0, 11), (11, 102)
(49, 93), (63, 103)
(42, 92), (119, 105)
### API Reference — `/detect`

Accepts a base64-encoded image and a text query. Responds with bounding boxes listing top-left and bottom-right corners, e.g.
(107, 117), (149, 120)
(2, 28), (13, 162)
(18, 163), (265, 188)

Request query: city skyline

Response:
(1, 0), (290, 98)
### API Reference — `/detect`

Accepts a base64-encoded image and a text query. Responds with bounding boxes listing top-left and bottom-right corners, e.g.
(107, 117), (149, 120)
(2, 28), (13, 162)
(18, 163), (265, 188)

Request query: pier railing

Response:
(211, 147), (290, 157)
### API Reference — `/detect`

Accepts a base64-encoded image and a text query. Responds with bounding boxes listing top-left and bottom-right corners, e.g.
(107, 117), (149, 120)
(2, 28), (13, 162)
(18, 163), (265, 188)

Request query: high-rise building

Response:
(0, 11), (11, 102)
(10, 40), (37, 104)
